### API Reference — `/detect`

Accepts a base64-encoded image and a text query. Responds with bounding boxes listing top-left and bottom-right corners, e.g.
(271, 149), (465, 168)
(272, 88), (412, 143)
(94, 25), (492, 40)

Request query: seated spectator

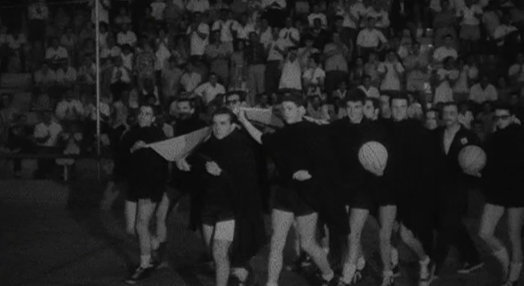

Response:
(116, 23), (137, 47)
(33, 110), (63, 178)
(109, 56), (132, 99)
(432, 35), (458, 63)
(32, 87), (52, 112)
(119, 44), (134, 71)
(45, 37), (68, 67)
(433, 56), (459, 104)
(233, 13), (255, 41)
(180, 62), (202, 93)
(302, 53), (325, 97)
(194, 73), (226, 105)
(307, 4), (327, 28)
(364, 52), (381, 86)
(359, 75), (380, 98)
(101, 37), (121, 60)
(356, 17), (388, 59)
(34, 61), (57, 87)
(407, 93), (424, 119)
(55, 62), (77, 86)
(279, 17), (300, 48)
(55, 89), (84, 122)
(405, 42), (430, 92)
(60, 27), (78, 57)
(348, 57), (365, 86)
(425, 108), (440, 130)
(453, 57), (477, 102)
(458, 101), (474, 129)
(186, 0), (210, 13)
(469, 75), (498, 104)
(377, 50), (404, 92)
(306, 95), (329, 121)
(508, 52), (524, 86)
(279, 47), (302, 91)
(77, 38), (96, 64)
(78, 57), (96, 85)
(254, 93), (271, 109)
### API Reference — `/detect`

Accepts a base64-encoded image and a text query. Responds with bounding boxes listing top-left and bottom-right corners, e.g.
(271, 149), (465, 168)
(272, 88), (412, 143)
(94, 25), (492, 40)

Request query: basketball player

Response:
(479, 103), (524, 286)
(433, 102), (482, 278)
(177, 108), (266, 286)
(328, 89), (395, 286)
(121, 105), (169, 284)
(387, 94), (437, 285)
(238, 93), (348, 286)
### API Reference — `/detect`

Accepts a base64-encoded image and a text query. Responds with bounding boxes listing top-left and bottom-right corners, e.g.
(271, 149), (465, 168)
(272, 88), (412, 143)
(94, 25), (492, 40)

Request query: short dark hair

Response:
(177, 98), (195, 108)
(493, 101), (514, 115)
(389, 93), (409, 106)
(212, 107), (236, 123)
(139, 104), (156, 115)
(442, 101), (459, 111)
(365, 97), (380, 109)
(344, 88), (366, 104)
(281, 92), (307, 107)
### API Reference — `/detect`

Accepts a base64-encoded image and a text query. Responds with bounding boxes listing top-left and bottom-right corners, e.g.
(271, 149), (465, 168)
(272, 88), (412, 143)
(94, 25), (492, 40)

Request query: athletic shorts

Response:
(460, 24), (480, 41)
(126, 183), (166, 203)
(271, 186), (315, 217)
(350, 177), (397, 211)
(202, 206), (236, 241)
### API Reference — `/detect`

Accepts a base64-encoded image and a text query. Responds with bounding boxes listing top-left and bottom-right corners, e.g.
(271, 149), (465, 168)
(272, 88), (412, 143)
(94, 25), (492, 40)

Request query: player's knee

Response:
(478, 228), (493, 242)
(300, 238), (317, 254)
(212, 241), (229, 263)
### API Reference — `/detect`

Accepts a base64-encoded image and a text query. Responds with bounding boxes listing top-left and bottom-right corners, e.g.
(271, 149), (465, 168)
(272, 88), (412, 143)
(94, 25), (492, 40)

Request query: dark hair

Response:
(493, 101), (515, 115)
(389, 93), (409, 106)
(226, 92), (245, 101)
(309, 53), (321, 65)
(365, 97), (380, 110)
(177, 97), (195, 108)
(212, 107), (236, 123)
(426, 108), (440, 118)
(442, 101), (459, 111)
(344, 88), (366, 104)
(281, 92), (307, 107)
(139, 104), (156, 115)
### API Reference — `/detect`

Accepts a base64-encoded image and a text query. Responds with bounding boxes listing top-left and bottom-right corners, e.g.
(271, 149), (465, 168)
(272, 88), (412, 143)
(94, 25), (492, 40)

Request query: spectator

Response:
(119, 44), (134, 71)
(55, 89), (84, 122)
(432, 35), (458, 63)
(452, 57), (476, 103)
(458, 101), (474, 129)
(265, 28), (286, 94)
(101, 37), (121, 60)
(425, 108), (440, 130)
(377, 50), (404, 92)
(405, 41), (430, 93)
(348, 56), (365, 86)
(109, 56), (132, 98)
(186, 0), (210, 13)
(134, 41), (157, 90)
(356, 17), (388, 59)
(34, 61), (57, 87)
(193, 73), (226, 105)
(114, 7), (132, 32)
(477, 100), (495, 134)
(306, 95), (329, 120)
(245, 32), (267, 106)
(45, 37), (68, 67)
(212, 9), (237, 44)
(78, 57), (96, 85)
(151, 0), (167, 22)
(359, 75), (380, 98)
(308, 4), (328, 28)
(205, 31), (233, 85)
(116, 24), (137, 47)
(7, 114), (34, 178)
(55, 61), (77, 87)
(278, 47), (302, 91)
(33, 110), (63, 179)
(233, 13), (255, 41)
(187, 12), (210, 58)
(257, 17), (273, 48)
(308, 18), (330, 51)
(508, 52), (524, 86)
(457, 0), (483, 53)
(180, 62), (202, 93)
(161, 57), (184, 101)
(32, 88), (52, 112)
(469, 75), (498, 104)
(27, 0), (49, 42)
(279, 17), (300, 48)
(433, 56), (459, 104)
(493, 15), (518, 48)
(302, 53), (325, 97)
(433, 0), (458, 48)
(323, 31), (349, 98)
(261, 0), (287, 28)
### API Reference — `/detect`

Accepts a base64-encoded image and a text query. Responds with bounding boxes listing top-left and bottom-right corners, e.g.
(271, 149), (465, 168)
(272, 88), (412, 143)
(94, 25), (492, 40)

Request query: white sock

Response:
(419, 255), (430, 266)
(342, 264), (357, 284)
(232, 268), (249, 282)
(266, 283), (278, 286)
(357, 255), (366, 270)
(419, 256), (430, 278)
(509, 262), (523, 282)
(494, 248), (510, 276)
(140, 254), (152, 268)
(322, 270), (334, 282)
(391, 247), (399, 266)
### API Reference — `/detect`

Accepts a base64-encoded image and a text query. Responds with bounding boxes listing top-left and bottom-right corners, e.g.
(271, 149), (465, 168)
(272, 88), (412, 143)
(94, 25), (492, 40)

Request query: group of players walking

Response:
(107, 89), (524, 286)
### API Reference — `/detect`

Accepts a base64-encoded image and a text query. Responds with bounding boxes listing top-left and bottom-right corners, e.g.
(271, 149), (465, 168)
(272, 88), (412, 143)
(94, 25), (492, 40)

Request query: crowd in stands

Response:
(0, 0), (523, 178)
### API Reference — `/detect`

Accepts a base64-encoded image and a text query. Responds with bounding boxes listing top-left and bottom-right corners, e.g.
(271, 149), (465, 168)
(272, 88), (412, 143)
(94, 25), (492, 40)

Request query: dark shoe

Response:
(124, 266), (154, 284)
(392, 264), (400, 277)
(457, 261), (484, 274)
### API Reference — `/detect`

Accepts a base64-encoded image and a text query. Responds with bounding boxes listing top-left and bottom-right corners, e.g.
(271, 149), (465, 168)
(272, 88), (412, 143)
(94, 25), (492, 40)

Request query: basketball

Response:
(358, 141), (388, 176)
(458, 145), (487, 174)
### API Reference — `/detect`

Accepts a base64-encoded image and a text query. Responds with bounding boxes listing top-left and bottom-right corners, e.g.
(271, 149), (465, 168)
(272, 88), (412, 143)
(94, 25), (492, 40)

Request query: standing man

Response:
(177, 108), (266, 286)
(433, 102), (482, 279)
(122, 105), (169, 284)
(245, 32), (267, 106)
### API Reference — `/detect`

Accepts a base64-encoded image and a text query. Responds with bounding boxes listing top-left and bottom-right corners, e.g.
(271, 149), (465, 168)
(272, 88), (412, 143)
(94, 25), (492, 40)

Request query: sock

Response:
(493, 247), (510, 276)
(419, 256), (430, 266)
(266, 283), (278, 286)
(322, 270), (334, 282)
(232, 267), (249, 282)
(357, 255), (366, 270)
(391, 247), (399, 267)
(140, 254), (152, 268)
(419, 256), (430, 278)
(383, 270), (394, 278)
(342, 263), (357, 284)
(508, 262), (523, 282)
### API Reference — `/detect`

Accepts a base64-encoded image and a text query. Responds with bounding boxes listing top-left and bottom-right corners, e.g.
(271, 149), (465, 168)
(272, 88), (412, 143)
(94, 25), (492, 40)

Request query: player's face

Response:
(494, 109), (513, 130)
(443, 105), (459, 127)
(346, 101), (364, 124)
(212, 114), (234, 139)
(177, 101), (193, 118)
(282, 101), (304, 124)
(391, 99), (408, 122)
(363, 100), (377, 120)
(138, 106), (155, 127)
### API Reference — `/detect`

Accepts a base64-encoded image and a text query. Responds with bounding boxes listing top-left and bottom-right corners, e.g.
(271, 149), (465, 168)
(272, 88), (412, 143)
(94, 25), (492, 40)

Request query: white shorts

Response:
(214, 219), (236, 241)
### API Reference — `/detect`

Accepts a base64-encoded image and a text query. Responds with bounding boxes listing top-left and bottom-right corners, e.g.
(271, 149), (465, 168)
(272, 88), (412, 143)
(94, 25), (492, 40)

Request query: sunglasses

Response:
(494, 115), (511, 121)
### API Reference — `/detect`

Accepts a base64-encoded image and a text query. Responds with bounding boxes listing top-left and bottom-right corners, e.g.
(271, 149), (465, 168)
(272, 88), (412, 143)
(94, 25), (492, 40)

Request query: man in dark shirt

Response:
(121, 105), (169, 284)
(245, 32), (267, 106)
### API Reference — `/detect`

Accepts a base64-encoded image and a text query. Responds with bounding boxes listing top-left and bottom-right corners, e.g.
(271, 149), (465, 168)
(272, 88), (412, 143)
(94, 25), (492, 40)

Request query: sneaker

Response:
(392, 264), (400, 277)
(125, 266), (154, 284)
(457, 261), (484, 274)
(418, 260), (435, 286)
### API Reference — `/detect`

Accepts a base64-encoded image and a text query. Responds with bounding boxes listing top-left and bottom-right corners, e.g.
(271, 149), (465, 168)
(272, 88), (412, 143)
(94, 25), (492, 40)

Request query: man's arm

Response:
(238, 109), (263, 144)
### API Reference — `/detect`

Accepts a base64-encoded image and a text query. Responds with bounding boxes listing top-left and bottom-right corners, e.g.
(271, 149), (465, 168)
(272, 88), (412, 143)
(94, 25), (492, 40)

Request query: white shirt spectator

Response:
(308, 13), (328, 28)
(56, 99), (84, 121)
(469, 83), (498, 103)
(279, 27), (300, 48)
(7, 34), (27, 50)
(279, 58), (302, 90)
(34, 121), (63, 147)
(101, 46), (122, 59)
(155, 43), (171, 71)
(432, 46), (458, 62)
(368, 10), (390, 28)
(212, 19), (238, 42)
(86, 101), (111, 121)
(151, 0), (167, 20)
(186, 0), (210, 12)
(377, 62), (404, 91)
(509, 63), (524, 83)
(258, 28), (273, 48)
(45, 46), (69, 61)
(180, 72), (202, 92)
(457, 5), (483, 26)
(358, 85), (380, 98)
(34, 69), (57, 85)
(187, 23), (210, 56)
(303, 67), (325, 96)
(453, 66), (477, 93)
(434, 68), (459, 103)
(351, 1), (369, 27)
(261, 0), (287, 9)
(234, 22), (256, 40)
(268, 38), (288, 61)
(194, 82), (226, 104)
(356, 28), (388, 48)
(111, 66), (132, 83)
(493, 24), (518, 45)
(117, 30), (137, 47)
(120, 53), (134, 71)
(56, 67), (77, 83)
(28, 2), (49, 20)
